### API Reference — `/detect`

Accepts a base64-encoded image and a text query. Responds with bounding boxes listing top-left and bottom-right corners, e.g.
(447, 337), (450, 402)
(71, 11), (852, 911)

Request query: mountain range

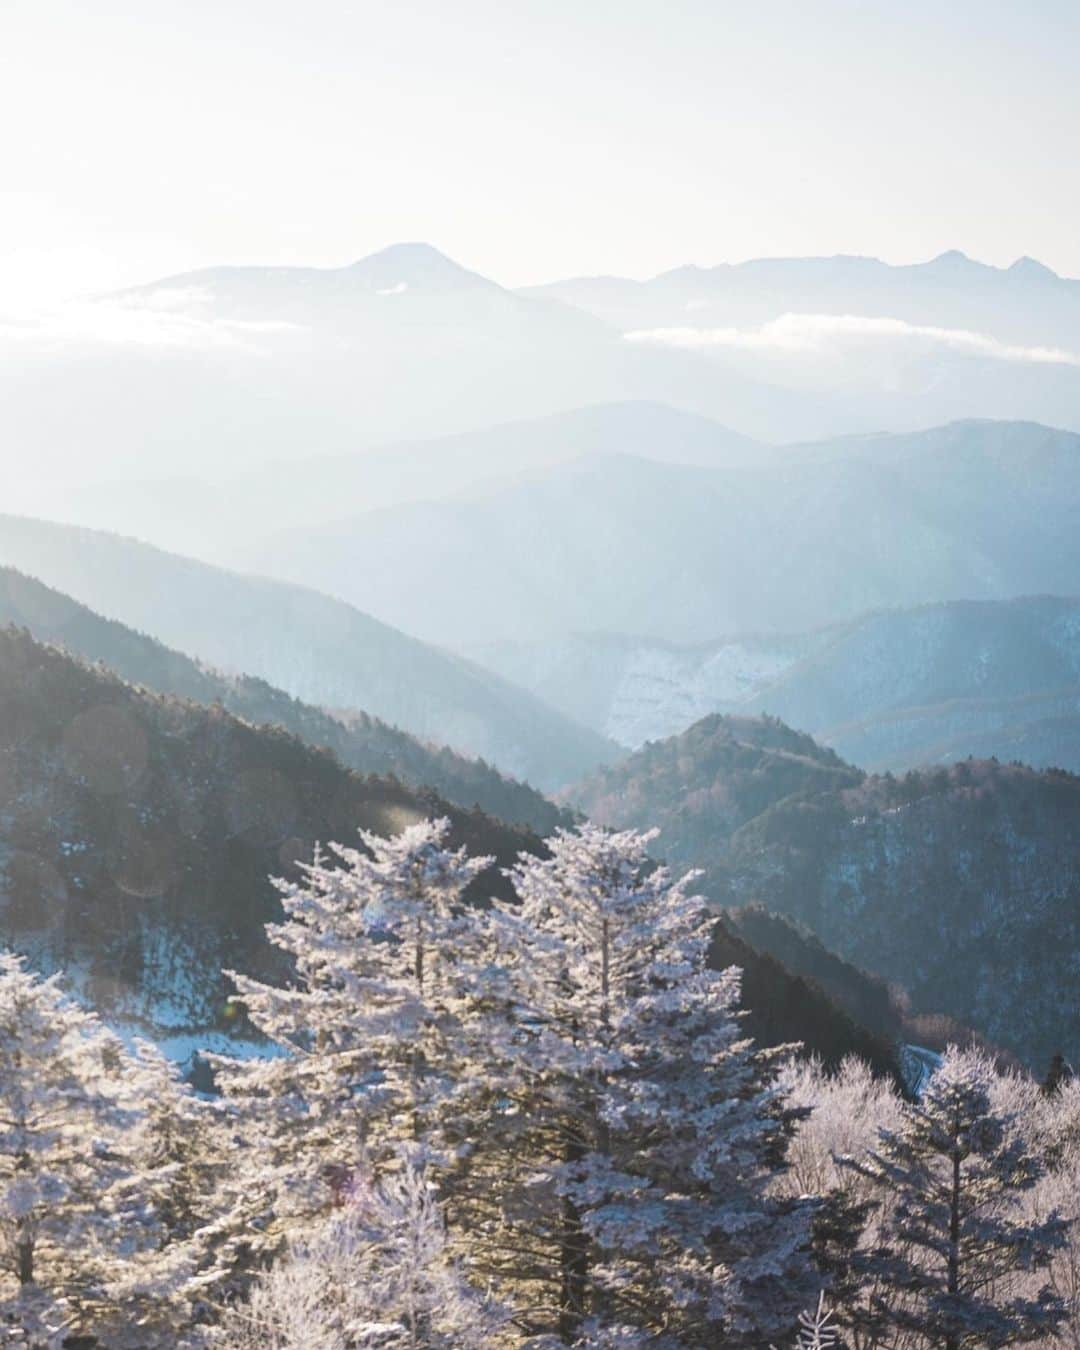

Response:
(522, 250), (1080, 350)
(9, 243), (1080, 522)
(566, 714), (1080, 1068)
(477, 595), (1080, 774)
(6, 239), (1080, 1086)
(27, 401), (764, 563)
(0, 623), (898, 1076)
(0, 566), (573, 835)
(4, 242), (805, 493)
(240, 417), (1080, 648)
(0, 514), (617, 790)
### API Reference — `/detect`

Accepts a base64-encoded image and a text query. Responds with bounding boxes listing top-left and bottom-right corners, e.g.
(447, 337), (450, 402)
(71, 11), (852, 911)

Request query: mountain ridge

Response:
(0, 627), (899, 1077)
(473, 594), (1080, 774)
(119, 241), (510, 302)
(0, 513), (619, 790)
(523, 248), (1078, 299)
(566, 712), (1080, 1067)
(12, 401), (768, 561)
(241, 419), (1080, 648)
(0, 565), (574, 835)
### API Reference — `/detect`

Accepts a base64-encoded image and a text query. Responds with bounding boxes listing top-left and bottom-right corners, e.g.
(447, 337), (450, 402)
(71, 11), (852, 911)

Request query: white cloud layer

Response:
(624, 313), (1080, 368)
(0, 295), (304, 353)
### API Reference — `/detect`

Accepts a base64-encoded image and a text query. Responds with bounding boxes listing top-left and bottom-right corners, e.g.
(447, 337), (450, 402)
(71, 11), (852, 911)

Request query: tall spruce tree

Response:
(840, 1046), (1070, 1348)
(214, 819), (493, 1228)
(472, 823), (816, 1345)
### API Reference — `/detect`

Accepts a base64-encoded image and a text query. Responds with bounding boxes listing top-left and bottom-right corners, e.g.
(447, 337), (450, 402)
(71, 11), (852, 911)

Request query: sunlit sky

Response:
(2, 0), (1078, 303)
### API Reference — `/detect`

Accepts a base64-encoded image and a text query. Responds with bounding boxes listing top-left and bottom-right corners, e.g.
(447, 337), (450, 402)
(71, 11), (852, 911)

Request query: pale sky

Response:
(2, 0), (1078, 303)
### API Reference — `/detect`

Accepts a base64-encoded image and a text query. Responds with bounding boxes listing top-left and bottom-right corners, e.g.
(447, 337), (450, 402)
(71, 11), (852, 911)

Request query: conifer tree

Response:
(840, 1046), (1070, 1348)
(128, 1038), (275, 1324)
(214, 819), (493, 1227)
(218, 1147), (503, 1349)
(472, 823), (816, 1345)
(1044, 1052), (1075, 1097)
(0, 954), (202, 1343)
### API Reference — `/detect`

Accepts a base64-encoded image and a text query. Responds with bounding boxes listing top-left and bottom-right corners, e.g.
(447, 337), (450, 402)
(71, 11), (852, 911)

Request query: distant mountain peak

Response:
(1008, 254), (1058, 280)
(346, 241), (498, 292)
(350, 240), (455, 268)
(925, 248), (986, 271)
(111, 241), (502, 302)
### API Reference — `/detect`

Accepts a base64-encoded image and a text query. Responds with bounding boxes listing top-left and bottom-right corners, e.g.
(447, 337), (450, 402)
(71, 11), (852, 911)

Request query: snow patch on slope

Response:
(606, 641), (806, 747)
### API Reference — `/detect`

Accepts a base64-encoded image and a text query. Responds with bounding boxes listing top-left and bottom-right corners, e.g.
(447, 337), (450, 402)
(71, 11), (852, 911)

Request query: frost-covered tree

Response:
(127, 1038), (276, 1326)
(1001, 1074), (1080, 1347)
(1034, 1137), (1080, 1347)
(217, 1148), (503, 1349)
(840, 1046), (1070, 1348)
(777, 1055), (905, 1203)
(773, 1054), (909, 1337)
(473, 823), (817, 1345)
(0, 954), (203, 1343)
(792, 1292), (837, 1349)
(214, 820), (492, 1227)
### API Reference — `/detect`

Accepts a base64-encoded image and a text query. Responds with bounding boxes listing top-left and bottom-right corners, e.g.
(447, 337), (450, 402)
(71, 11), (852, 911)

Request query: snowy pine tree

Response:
(217, 1146), (503, 1349)
(840, 1045), (1070, 1348)
(126, 1038), (276, 1327)
(470, 823), (817, 1345)
(793, 1292), (837, 1349)
(214, 820), (493, 1229)
(0, 954), (202, 1343)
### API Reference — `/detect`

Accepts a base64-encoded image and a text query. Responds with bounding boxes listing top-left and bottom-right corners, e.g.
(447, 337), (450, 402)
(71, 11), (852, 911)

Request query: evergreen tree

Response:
(129, 1038), (274, 1324)
(213, 820), (493, 1228)
(0, 954), (200, 1343)
(840, 1046), (1070, 1348)
(472, 823), (816, 1345)
(217, 1147), (503, 1349)
(1044, 1052), (1075, 1097)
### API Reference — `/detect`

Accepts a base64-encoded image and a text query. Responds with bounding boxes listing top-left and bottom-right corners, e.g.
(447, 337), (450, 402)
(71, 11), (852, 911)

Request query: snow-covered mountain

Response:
(10, 244), (1080, 523)
(476, 596), (1080, 774)
(517, 251), (1080, 440)
(472, 630), (819, 746)
(521, 250), (1080, 351)
(1, 242), (811, 500)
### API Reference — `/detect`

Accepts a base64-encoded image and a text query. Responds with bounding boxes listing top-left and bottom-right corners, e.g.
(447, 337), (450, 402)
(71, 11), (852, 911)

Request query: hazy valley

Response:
(5, 235), (1080, 1346)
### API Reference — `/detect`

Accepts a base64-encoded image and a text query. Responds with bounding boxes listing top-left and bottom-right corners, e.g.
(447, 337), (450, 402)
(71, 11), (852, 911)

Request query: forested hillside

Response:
(0, 624), (540, 1035)
(568, 714), (1080, 1067)
(0, 514), (619, 789)
(0, 628), (896, 1073)
(0, 566), (572, 834)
